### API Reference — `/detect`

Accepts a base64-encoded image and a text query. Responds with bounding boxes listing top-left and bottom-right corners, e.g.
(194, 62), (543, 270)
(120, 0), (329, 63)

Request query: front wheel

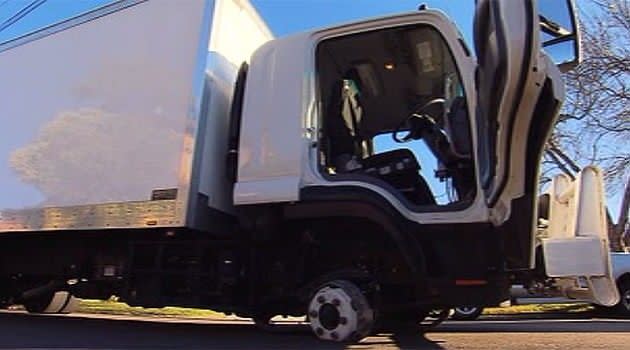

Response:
(451, 306), (484, 321)
(307, 280), (374, 342)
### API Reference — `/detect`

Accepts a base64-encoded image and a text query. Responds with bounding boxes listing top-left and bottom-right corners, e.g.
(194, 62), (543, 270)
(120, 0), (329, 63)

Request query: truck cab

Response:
(236, 1), (564, 259)
(231, 0), (608, 334)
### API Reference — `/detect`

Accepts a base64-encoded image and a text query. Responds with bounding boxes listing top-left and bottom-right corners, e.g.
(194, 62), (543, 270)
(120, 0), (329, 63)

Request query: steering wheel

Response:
(392, 98), (445, 143)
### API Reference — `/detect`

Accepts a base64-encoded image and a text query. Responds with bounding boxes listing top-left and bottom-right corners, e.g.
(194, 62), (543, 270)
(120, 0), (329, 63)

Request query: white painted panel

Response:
(235, 34), (308, 190)
(543, 237), (606, 277)
(0, 0), (211, 231)
(234, 176), (300, 204)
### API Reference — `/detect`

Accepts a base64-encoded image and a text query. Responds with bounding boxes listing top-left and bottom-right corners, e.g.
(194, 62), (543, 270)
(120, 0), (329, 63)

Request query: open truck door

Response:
(474, 0), (574, 266)
(474, 0), (618, 305)
(476, 0), (581, 207)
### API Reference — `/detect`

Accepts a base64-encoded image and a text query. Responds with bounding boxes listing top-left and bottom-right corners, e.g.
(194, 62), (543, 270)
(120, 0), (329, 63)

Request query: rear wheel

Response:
(307, 280), (374, 342)
(24, 291), (79, 314)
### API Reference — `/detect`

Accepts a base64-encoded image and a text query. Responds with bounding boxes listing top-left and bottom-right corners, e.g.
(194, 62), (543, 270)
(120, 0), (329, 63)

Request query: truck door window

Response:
(317, 25), (475, 208)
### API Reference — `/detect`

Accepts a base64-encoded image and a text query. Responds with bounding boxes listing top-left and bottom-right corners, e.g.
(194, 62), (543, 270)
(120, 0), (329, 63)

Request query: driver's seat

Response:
(326, 75), (435, 206)
(360, 149), (436, 205)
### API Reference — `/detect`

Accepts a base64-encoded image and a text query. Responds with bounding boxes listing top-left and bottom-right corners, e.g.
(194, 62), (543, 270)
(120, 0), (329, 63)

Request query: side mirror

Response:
(538, 0), (581, 72)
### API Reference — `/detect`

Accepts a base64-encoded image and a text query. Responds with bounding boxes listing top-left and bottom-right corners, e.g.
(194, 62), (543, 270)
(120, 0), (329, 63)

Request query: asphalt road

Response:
(0, 311), (628, 349)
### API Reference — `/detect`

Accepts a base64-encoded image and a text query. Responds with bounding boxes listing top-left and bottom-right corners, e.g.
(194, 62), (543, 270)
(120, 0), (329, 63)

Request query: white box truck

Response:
(0, 0), (619, 342)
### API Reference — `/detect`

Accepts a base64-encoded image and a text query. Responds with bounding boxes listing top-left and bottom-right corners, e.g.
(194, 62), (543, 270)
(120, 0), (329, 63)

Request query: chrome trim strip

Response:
(0, 200), (179, 232)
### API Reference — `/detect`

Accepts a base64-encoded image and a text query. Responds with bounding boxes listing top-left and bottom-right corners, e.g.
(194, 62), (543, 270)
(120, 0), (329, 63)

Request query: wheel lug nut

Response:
(309, 310), (318, 318)
(316, 327), (324, 335)
(339, 316), (347, 325)
(331, 332), (339, 340)
(317, 296), (325, 304)
(332, 298), (340, 306)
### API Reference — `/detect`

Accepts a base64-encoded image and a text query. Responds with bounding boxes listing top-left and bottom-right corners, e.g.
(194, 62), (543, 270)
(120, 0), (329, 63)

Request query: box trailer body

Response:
(0, 0), (272, 232)
(0, 0), (620, 343)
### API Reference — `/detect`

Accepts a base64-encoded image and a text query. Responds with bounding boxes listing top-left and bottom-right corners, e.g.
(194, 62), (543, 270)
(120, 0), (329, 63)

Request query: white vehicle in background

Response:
(453, 167), (629, 320)
(607, 253), (630, 315)
(453, 252), (630, 319)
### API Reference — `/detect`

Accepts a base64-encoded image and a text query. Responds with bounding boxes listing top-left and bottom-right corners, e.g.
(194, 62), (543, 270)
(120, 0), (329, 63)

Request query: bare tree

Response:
(551, 0), (629, 250)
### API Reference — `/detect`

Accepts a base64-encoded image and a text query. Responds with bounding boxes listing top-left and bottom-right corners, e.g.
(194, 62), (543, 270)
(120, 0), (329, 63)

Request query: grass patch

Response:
(75, 299), (592, 319)
(483, 303), (593, 315)
(78, 298), (226, 319)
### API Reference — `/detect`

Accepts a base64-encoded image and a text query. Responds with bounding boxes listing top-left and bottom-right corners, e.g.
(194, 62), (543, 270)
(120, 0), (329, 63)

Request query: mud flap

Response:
(541, 166), (619, 306)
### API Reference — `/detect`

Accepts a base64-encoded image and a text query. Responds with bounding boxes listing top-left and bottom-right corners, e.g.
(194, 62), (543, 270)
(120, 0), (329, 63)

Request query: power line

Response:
(0, 0), (48, 34)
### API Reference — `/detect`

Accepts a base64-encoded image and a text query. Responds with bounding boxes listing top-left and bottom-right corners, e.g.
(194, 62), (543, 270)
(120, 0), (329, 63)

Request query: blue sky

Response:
(253, 0), (473, 39)
(0, 1), (474, 43)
